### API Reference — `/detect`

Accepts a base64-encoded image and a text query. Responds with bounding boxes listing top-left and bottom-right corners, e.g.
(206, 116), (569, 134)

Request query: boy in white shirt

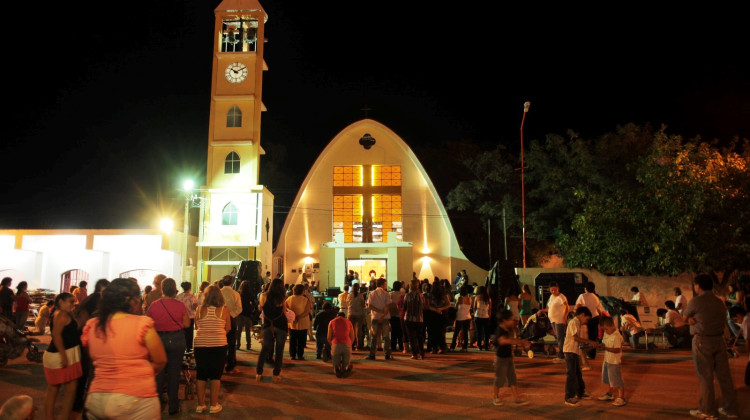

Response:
(597, 317), (626, 407)
(562, 307), (598, 407)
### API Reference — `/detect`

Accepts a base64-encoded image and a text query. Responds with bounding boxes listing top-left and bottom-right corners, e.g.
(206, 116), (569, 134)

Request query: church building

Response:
(274, 120), (485, 289)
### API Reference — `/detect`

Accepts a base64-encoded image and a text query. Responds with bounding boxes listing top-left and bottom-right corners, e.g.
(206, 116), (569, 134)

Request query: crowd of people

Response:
(0, 272), (746, 419)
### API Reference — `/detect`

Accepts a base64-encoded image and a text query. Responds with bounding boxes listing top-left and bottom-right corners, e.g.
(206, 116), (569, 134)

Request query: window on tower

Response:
(227, 106), (242, 127)
(224, 152), (240, 174)
(222, 202), (238, 225)
(222, 17), (258, 53)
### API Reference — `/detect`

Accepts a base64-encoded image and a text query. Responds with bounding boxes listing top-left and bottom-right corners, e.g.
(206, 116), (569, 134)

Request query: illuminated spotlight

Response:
(183, 179), (195, 191)
(160, 218), (174, 232)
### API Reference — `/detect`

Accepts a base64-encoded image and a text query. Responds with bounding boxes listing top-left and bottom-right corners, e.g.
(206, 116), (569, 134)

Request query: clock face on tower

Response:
(225, 62), (248, 83)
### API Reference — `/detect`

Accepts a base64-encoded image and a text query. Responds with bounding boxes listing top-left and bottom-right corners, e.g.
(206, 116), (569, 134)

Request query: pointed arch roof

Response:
(276, 119), (470, 260)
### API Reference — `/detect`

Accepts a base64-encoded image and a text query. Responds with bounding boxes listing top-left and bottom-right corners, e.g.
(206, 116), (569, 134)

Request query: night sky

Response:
(3, 2), (748, 263)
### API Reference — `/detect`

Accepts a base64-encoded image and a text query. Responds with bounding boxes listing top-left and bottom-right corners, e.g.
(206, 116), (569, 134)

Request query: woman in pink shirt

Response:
(81, 278), (166, 420)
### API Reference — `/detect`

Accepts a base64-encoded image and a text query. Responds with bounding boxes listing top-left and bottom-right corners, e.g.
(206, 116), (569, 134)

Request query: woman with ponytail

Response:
(81, 278), (166, 419)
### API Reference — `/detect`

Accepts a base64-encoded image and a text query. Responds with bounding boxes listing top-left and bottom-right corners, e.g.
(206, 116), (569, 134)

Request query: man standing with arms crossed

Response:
(685, 273), (738, 419)
(366, 278), (392, 360)
(537, 282), (569, 363)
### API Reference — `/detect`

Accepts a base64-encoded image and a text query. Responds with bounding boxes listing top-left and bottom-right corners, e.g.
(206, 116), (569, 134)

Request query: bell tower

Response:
(196, 0), (274, 283)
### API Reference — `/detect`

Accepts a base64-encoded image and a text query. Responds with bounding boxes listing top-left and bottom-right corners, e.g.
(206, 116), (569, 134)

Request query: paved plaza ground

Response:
(2, 333), (748, 419)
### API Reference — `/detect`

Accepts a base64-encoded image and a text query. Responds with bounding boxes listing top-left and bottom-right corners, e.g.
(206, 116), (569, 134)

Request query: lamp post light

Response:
(182, 180), (194, 282)
(159, 218), (174, 233)
(520, 101), (530, 268)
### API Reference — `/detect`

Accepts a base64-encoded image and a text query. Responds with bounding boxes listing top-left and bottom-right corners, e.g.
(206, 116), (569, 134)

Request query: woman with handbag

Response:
(256, 278), (290, 383)
(286, 284), (311, 360)
(146, 278), (189, 415)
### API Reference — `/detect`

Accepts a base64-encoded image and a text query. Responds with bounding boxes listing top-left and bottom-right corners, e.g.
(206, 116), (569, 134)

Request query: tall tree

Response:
(524, 124), (655, 244)
(557, 127), (750, 282)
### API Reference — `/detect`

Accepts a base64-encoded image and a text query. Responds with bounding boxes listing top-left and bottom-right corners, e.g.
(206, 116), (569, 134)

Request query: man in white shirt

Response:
(538, 282), (569, 362)
(220, 275), (243, 374)
(366, 278), (392, 360)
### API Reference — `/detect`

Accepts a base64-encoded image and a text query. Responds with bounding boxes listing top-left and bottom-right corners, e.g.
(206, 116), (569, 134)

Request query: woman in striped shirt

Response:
(193, 285), (231, 414)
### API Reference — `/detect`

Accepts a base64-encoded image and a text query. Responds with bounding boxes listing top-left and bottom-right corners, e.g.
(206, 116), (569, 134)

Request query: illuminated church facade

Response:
(274, 119), (485, 289)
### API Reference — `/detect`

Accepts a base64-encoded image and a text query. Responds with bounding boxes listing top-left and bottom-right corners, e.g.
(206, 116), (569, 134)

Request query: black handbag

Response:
(744, 360), (750, 386)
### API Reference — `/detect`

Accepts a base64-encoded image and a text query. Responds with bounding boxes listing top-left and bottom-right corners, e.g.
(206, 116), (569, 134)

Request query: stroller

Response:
(0, 315), (42, 367)
(516, 312), (557, 358)
(181, 350), (196, 400)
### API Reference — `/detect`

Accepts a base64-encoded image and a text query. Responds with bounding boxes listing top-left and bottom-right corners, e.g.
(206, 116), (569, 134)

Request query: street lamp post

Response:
(182, 180), (194, 283)
(520, 101), (530, 268)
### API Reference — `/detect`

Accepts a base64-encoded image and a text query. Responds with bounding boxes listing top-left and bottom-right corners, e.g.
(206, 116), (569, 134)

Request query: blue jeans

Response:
(369, 318), (391, 357)
(692, 335), (738, 416)
(564, 352), (585, 400)
(553, 322), (566, 359)
(474, 317), (490, 350)
(257, 326), (286, 376)
(156, 330), (186, 414)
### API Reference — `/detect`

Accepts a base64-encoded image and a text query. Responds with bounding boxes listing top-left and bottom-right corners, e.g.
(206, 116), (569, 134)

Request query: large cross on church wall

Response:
(332, 164), (401, 242)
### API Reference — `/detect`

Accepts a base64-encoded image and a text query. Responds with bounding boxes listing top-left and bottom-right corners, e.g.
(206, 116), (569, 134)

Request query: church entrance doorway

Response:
(346, 258), (387, 284)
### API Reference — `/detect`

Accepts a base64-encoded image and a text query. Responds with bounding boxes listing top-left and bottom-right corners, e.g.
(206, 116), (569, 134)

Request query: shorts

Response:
(601, 361), (623, 388)
(194, 346), (227, 381)
(493, 356), (517, 387)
